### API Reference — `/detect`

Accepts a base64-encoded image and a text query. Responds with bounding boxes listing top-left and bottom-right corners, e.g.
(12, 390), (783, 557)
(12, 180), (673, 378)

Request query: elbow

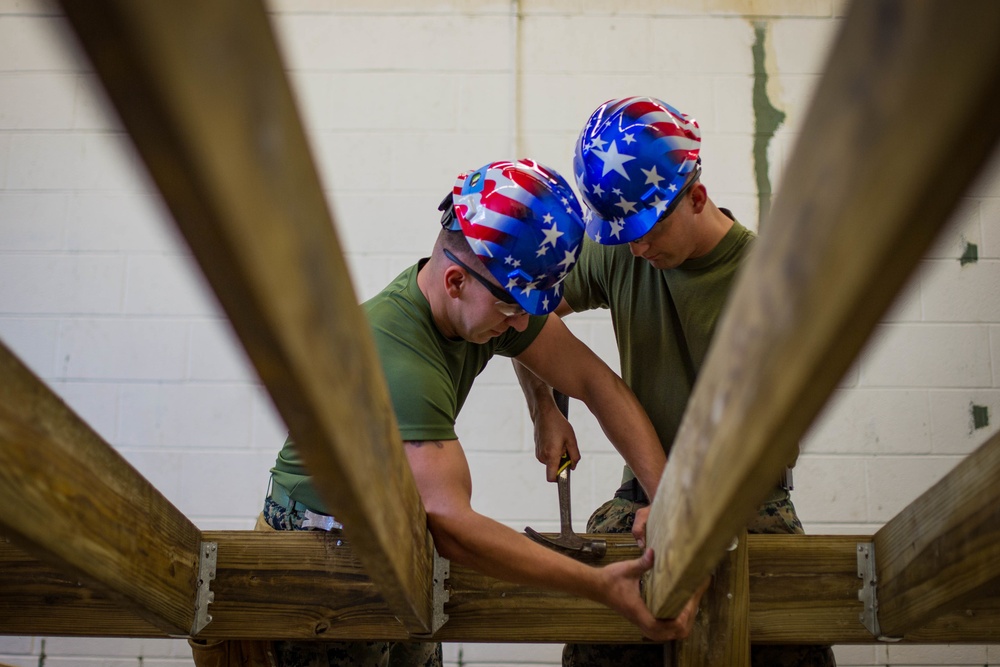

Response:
(424, 511), (471, 564)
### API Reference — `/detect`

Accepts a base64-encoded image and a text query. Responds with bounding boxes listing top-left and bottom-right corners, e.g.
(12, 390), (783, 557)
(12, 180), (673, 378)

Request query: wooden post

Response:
(873, 431), (1000, 636)
(4, 531), (998, 642)
(56, 0), (435, 633)
(674, 531), (750, 667)
(0, 342), (203, 636)
(644, 0), (1000, 619)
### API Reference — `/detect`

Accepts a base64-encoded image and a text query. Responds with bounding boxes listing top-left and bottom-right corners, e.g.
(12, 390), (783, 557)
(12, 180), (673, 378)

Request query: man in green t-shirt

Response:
(261, 160), (704, 667)
(517, 99), (836, 666)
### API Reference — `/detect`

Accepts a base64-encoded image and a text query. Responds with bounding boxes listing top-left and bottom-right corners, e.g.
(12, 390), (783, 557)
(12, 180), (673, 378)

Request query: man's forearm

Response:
(514, 359), (559, 422)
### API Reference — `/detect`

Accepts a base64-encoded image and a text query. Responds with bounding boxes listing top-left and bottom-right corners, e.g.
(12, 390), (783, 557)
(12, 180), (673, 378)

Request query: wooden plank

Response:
(0, 342), (203, 636)
(675, 531), (750, 666)
(55, 0), (434, 633)
(873, 432), (1000, 636)
(644, 0), (1000, 619)
(749, 535), (875, 644)
(4, 532), (999, 643)
(749, 535), (1000, 644)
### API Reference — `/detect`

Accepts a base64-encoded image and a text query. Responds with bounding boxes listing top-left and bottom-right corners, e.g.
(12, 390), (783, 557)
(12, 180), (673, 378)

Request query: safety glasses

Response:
(442, 249), (527, 319)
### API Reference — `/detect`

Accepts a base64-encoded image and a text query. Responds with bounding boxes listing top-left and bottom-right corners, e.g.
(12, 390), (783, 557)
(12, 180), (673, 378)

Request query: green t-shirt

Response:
(562, 213), (755, 476)
(270, 260), (547, 513)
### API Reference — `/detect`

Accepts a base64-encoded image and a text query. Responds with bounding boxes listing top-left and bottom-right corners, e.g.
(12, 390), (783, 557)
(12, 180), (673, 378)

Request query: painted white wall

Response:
(1, 0), (998, 665)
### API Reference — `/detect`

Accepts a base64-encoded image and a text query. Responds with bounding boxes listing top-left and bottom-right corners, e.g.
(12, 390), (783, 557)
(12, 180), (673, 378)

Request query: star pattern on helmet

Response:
(541, 224), (564, 248)
(641, 165), (664, 188)
(609, 218), (625, 239)
(557, 245), (578, 271)
(615, 197), (637, 215)
(650, 195), (669, 215)
(591, 140), (636, 179)
(588, 136), (607, 151)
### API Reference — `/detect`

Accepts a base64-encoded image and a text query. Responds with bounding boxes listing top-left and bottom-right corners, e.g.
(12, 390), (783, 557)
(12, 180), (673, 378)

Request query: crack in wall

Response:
(752, 21), (786, 230)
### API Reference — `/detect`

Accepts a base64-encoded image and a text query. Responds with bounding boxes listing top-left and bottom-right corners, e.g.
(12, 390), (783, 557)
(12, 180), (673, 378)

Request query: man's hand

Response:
(599, 549), (705, 642)
(631, 505), (650, 550)
(533, 406), (581, 482)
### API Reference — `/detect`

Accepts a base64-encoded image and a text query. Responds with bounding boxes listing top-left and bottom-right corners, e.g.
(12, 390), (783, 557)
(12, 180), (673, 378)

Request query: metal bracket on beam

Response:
(191, 541), (218, 635)
(430, 548), (450, 634)
(411, 548), (450, 638)
(856, 542), (902, 642)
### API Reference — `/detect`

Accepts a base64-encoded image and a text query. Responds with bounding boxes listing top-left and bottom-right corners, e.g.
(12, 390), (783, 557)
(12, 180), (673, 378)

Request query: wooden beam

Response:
(674, 531), (750, 666)
(56, 0), (434, 633)
(873, 431), (1000, 636)
(0, 341), (203, 636)
(748, 536), (1000, 644)
(644, 0), (1000, 619)
(4, 532), (999, 643)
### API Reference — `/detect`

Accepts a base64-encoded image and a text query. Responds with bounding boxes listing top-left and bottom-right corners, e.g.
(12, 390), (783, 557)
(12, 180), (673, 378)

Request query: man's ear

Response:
(688, 182), (708, 215)
(443, 265), (465, 299)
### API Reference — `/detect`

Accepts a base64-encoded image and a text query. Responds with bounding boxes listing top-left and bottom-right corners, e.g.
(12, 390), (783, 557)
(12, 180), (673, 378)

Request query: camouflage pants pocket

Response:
(586, 497), (646, 534)
(748, 491), (805, 536)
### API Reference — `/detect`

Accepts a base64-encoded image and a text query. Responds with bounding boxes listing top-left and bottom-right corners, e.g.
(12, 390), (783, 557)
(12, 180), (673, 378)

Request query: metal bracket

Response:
(191, 541), (217, 635)
(411, 547), (450, 638)
(856, 542), (902, 642)
(430, 547), (450, 633)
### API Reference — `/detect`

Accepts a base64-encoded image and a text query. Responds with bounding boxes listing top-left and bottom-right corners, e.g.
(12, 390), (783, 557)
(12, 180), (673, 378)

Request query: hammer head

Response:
(524, 525), (607, 562)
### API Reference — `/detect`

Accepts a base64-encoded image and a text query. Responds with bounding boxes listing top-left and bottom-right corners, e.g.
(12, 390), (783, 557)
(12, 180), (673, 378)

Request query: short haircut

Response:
(436, 227), (478, 262)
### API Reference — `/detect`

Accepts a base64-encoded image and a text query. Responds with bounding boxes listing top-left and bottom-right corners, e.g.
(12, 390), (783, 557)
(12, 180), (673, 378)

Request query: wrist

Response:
(529, 389), (560, 422)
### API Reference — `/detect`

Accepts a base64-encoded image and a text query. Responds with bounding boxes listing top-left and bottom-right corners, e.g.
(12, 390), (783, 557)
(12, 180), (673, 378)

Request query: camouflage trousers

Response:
(262, 498), (442, 667)
(562, 490), (836, 667)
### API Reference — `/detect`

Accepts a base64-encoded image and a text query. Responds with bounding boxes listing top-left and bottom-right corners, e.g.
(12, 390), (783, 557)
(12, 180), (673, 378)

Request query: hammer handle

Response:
(553, 389), (569, 418)
(553, 389), (574, 536)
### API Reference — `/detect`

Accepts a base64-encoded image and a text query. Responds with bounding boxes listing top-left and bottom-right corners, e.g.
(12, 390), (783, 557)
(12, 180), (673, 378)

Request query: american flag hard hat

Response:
(451, 159), (585, 315)
(574, 97), (701, 245)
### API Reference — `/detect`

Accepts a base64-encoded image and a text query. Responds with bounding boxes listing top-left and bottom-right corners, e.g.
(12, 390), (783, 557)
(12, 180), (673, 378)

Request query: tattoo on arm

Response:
(404, 440), (446, 449)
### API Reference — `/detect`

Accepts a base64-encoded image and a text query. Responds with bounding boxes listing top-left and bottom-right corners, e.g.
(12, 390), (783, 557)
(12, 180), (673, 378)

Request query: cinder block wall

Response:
(1, 0), (998, 665)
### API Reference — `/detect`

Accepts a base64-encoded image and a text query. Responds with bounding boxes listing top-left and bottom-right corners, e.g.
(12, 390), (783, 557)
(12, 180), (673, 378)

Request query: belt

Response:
(614, 477), (649, 504)
(613, 467), (794, 504)
(269, 481), (343, 531)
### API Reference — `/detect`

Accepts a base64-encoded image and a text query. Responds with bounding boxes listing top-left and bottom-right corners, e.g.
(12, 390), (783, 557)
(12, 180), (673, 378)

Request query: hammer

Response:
(524, 390), (607, 562)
